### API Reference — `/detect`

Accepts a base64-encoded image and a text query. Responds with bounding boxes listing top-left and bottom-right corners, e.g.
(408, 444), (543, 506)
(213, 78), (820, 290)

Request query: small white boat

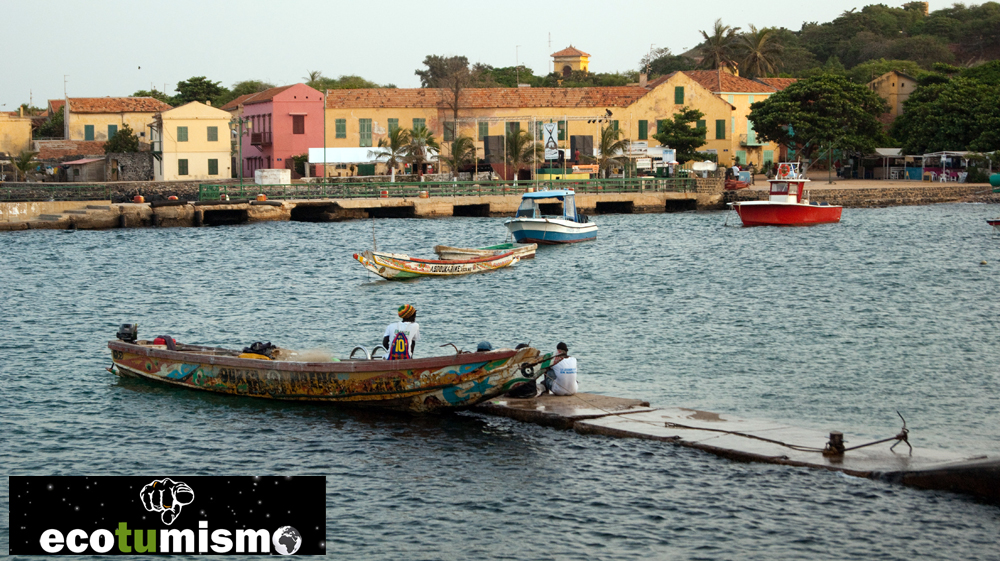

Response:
(433, 243), (537, 260)
(503, 190), (597, 244)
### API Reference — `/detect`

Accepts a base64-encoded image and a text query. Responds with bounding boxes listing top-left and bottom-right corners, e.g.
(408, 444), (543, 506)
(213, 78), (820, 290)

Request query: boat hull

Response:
(109, 341), (549, 413)
(354, 249), (518, 280)
(731, 202), (842, 226)
(504, 218), (597, 244)
(433, 243), (537, 260)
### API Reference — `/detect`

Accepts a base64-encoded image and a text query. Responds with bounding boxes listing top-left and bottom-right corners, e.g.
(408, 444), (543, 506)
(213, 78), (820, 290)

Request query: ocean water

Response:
(2, 204), (999, 560)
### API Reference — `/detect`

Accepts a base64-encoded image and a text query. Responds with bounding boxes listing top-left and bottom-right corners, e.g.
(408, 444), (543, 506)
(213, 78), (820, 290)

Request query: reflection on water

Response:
(2, 204), (999, 559)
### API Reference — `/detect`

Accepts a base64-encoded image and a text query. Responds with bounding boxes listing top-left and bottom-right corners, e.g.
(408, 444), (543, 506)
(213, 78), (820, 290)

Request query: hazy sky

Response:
(3, 0), (938, 108)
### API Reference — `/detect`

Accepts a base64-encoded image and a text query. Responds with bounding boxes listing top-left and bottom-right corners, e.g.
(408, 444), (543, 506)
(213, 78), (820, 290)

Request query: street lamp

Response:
(230, 115), (252, 188)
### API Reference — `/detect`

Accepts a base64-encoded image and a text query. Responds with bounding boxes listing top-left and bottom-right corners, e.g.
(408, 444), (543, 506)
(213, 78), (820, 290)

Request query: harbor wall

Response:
(723, 183), (991, 208)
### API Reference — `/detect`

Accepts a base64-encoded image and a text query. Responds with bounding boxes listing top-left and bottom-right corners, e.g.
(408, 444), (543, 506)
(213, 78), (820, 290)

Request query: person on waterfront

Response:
(541, 342), (578, 396)
(731, 162), (741, 179)
(383, 305), (419, 360)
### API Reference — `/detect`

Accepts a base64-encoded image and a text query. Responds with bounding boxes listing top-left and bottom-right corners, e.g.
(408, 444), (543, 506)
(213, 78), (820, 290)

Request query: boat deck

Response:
(474, 393), (999, 501)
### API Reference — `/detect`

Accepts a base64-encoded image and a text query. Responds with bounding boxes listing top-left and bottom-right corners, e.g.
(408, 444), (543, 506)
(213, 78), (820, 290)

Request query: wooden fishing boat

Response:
(353, 249), (519, 280)
(728, 162), (842, 226)
(987, 218), (1000, 232)
(108, 331), (550, 413)
(433, 242), (537, 261)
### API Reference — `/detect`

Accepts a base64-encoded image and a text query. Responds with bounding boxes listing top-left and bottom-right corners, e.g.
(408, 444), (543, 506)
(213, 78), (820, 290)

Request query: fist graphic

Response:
(139, 478), (195, 525)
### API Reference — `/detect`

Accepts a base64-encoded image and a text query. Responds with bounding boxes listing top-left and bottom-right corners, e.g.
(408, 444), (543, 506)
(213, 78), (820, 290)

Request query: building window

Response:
(178, 159), (188, 176)
(359, 118), (372, 147)
(558, 121), (566, 141)
(208, 159), (218, 176)
(657, 119), (667, 135)
(84, 125), (94, 141)
(716, 119), (726, 140)
(696, 120), (706, 132)
(443, 122), (455, 141)
(292, 115), (305, 135)
(478, 121), (488, 140)
(388, 118), (399, 134)
(748, 95), (755, 103)
(335, 119), (346, 139)
(413, 118), (426, 130)
(177, 126), (188, 142)
(638, 120), (648, 140)
(207, 126), (218, 142)
(611, 120), (619, 133)
(674, 86), (684, 104)
(506, 122), (520, 136)
(108, 124), (118, 139)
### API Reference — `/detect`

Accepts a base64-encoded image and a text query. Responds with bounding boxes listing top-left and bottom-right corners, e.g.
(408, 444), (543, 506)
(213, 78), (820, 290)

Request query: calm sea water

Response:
(2, 204), (999, 560)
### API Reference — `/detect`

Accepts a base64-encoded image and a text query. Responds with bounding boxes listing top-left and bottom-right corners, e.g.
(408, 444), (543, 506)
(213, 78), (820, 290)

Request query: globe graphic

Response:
(272, 526), (302, 555)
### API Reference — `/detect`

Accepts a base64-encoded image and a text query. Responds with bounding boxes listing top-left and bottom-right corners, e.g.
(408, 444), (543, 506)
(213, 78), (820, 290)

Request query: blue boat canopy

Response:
(521, 190), (575, 200)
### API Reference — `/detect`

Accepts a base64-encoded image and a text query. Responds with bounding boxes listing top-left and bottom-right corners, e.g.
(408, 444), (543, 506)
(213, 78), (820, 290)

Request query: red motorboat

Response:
(729, 162), (842, 226)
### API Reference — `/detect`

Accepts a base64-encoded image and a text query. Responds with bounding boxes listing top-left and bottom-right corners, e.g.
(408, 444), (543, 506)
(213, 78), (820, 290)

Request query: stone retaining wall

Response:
(722, 184), (992, 208)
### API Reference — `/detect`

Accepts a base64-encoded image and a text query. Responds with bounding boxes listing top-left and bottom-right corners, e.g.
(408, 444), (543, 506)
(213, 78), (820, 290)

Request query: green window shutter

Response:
(478, 121), (488, 140)
(611, 120), (619, 132)
(558, 121), (566, 141)
(735, 150), (746, 165)
(674, 86), (684, 104)
(536, 121), (544, 139)
(388, 118), (399, 134)
(178, 159), (188, 176)
(335, 119), (346, 139)
(444, 122), (455, 141)
(177, 126), (188, 142)
(359, 118), (372, 147)
(207, 126), (218, 142)
(657, 119), (667, 135)
(208, 159), (218, 176)
(506, 122), (520, 135)
(413, 118), (426, 130)
(715, 119), (726, 140)
(763, 150), (774, 167)
(84, 125), (94, 141)
(108, 124), (118, 139)
(638, 120), (647, 140)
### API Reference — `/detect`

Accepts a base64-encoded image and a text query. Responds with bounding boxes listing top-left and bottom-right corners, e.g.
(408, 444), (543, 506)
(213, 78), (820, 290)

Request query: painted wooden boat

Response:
(504, 190), (597, 244)
(108, 338), (550, 413)
(987, 218), (1000, 232)
(353, 249), (519, 280)
(433, 242), (537, 260)
(728, 162), (842, 226)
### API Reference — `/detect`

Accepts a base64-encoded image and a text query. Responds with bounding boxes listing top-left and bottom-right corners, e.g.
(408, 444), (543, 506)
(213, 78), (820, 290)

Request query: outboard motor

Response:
(116, 323), (138, 344)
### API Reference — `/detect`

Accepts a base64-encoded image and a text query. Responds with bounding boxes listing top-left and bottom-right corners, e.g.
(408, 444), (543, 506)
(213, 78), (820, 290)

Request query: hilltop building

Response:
(552, 46), (591, 77)
(867, 70), (919, 126)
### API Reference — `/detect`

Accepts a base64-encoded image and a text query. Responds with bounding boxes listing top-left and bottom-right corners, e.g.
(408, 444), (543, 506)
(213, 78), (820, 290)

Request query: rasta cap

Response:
(398, 304), (416, 319)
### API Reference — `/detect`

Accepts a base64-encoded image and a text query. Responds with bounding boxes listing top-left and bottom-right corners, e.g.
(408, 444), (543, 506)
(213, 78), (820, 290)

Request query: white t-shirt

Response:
(383, 321), (420, 360)
(550, 356), (578, 395)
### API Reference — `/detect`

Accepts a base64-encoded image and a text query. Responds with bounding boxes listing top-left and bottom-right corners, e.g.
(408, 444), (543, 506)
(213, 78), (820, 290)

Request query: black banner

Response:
(9, 476), (326, 555)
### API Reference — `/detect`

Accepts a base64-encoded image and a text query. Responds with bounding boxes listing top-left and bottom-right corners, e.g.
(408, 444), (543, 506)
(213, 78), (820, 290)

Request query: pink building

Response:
(222, 83), (324, 178)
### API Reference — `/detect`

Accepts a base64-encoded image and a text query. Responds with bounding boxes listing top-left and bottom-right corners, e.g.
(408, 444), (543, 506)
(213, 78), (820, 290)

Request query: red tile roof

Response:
(48, 99), (65, 113)
(68, 97), (173, 113)
(35, 140), (107, 160)
(219, 85), (296, 110)
(756, 78), (797, 91)
(325, 86), (648, 109)
(647, 71), (782, 94)
(551, 46), (590, 58)
(219, 92), (258, 111)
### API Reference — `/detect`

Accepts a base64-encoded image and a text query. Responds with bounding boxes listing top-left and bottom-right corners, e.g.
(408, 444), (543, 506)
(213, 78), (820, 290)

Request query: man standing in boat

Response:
(383, 304), (420, 360)
(542, 342), (578, 395)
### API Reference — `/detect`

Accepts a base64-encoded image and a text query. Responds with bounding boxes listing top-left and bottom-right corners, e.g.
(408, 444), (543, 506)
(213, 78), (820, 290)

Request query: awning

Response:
(308, 147), (438, 164)
(62, 158), (104, 165)
(874, 148), (903, 157)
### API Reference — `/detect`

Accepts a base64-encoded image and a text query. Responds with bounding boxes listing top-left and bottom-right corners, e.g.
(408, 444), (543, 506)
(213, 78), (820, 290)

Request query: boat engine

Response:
(116, 323), (138, 344)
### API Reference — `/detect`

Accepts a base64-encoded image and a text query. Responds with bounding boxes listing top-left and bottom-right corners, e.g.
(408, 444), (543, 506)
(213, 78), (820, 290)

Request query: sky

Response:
(2, 0), (942, 108)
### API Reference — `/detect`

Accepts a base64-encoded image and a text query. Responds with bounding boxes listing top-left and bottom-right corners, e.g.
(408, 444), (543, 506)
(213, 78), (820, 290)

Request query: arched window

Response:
(562, 65), (572, 78)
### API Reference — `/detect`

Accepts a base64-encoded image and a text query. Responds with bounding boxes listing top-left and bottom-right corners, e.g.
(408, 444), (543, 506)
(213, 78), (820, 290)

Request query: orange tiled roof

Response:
(325, 87), (648, 110)
(551, 46), (590, 58)
(48, 99), (65, 113)
(219, 86), (296, 110)
(35, 140), (107, 160)
(756, 77), (797, 91)
(220, 92), (257, 111)
(683, 70), (779, 93)
(68, 97), (173, 113)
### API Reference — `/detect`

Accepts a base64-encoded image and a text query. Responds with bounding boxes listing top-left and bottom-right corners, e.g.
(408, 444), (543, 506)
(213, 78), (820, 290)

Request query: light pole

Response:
(230, 114), (252, 188)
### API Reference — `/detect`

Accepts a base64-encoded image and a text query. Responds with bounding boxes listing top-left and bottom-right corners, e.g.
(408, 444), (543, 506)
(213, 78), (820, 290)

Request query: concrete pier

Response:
(474, 393), (1000, 502)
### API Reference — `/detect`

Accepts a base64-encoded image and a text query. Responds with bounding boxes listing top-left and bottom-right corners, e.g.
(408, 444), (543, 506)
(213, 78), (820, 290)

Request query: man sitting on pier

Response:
(542, 342), (578, 395)
(383, 304), (419, 360)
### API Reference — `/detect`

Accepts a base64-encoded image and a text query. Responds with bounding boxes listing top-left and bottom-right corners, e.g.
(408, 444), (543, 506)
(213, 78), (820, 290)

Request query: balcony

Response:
(251, 131), (272, 146)
(740, 134), (765, 147)
(150, 140), (162, 154)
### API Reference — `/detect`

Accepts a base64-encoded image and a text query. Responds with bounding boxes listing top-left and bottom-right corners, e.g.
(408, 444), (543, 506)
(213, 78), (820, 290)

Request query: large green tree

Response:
(131, 88), (174, 105)
(174, 76), (228, 105)
(651, 108), (708, 163)
(403, 124), (440, 177)
(735, 25), (783, 78)
(891, 77), (1000, 153)
(699, 19), (739, 69)
(588, 125), (631, 178)
(748, 74), (888, 164)
(440, 135), (477, 178)
(103, 123), (140, 153)
(639, 48), (696, 76)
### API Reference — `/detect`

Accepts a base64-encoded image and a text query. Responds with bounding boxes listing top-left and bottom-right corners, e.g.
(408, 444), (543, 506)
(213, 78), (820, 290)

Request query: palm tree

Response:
(736, 25), (783, 79)
(441, 135), (476, 179)
(495, 129), (543, 180)
(370, 126), (411, 182)
(588, 126), (630, 178)
(699, 18), (739, 70)
(11, 150), (37, 182)
(403, 124), (440, 177)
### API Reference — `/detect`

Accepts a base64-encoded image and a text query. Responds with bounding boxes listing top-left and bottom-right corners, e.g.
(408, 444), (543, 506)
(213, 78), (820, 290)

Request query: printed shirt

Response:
(383, 322), (420, 360)
(550, 356), (578, 395)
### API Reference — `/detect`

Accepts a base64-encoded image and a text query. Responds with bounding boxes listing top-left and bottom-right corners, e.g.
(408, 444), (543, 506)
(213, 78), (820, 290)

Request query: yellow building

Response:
(867, 70), (919, 126)
(321, 68), (793, 171)
(60, 97), (173, 142)
(552, 46), (591, 77)
(150, 101), (232, 181)
(0, 112), (33, 157)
